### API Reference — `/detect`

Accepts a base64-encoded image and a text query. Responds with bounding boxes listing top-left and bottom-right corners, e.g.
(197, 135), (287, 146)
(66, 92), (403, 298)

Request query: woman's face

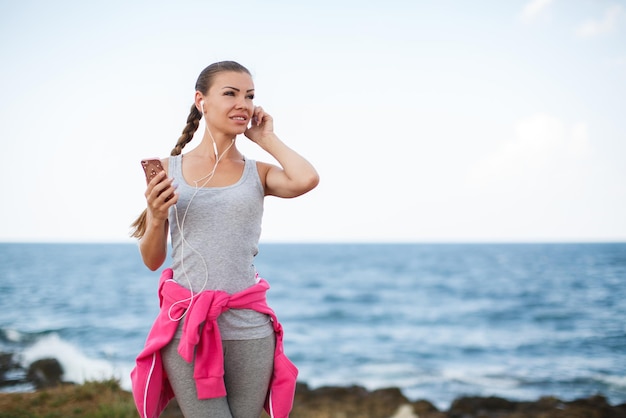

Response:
(202, 71), (255, 136)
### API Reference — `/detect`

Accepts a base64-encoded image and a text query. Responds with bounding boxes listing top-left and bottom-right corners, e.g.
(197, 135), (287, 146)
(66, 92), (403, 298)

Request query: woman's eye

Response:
(247, 94), (255, 100)
(223, 91), (235, 96)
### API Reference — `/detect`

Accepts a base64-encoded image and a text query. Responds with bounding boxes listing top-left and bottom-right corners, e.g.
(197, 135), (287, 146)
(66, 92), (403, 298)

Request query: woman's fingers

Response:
(145, 172), (177, 217)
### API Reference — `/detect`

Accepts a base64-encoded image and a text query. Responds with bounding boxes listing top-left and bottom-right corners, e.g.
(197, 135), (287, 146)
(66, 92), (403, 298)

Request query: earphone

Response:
(198, 99), (217, 158)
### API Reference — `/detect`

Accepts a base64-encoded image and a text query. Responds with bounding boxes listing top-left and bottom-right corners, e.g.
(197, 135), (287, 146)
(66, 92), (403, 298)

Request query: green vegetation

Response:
(0, 380), (137, 418)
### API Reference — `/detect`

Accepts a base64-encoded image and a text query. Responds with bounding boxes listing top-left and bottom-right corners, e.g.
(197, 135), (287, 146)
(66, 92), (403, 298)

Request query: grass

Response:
(0, 379), (138, 418)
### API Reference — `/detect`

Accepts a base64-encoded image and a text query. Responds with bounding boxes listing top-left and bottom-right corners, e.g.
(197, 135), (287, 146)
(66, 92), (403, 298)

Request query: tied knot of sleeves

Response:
(130, 268), (298, 418)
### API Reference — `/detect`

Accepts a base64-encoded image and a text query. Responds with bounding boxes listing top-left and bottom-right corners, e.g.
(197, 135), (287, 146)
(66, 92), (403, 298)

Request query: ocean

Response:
(0, 242), (624, 409)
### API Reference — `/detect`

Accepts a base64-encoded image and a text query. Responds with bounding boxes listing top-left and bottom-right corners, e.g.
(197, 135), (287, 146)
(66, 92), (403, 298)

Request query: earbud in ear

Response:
(200, 100), (205, 111)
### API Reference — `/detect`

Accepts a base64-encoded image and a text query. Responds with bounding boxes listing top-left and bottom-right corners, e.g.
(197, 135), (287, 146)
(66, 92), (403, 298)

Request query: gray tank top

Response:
(167, 154), (272, 340)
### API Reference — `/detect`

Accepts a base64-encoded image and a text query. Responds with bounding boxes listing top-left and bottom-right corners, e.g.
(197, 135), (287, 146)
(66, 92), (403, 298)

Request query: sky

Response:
(1, 0), (625, 243)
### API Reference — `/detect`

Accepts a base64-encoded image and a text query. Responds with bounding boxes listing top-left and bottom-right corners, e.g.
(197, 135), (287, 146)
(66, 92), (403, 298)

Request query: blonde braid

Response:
(129, 105), (201, 239)
(171, 105), (202, 156)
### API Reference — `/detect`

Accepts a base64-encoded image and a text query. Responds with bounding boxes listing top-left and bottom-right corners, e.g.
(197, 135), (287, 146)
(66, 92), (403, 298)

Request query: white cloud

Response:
(569, 122), (589, 158)
(520, 0), (555, 23)
(466, 113), (589, 190)
(577, 4), (623, 37)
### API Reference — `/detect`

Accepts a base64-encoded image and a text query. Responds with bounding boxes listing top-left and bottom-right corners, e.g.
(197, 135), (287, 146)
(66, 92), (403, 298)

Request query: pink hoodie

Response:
(130, 268), (298, 418)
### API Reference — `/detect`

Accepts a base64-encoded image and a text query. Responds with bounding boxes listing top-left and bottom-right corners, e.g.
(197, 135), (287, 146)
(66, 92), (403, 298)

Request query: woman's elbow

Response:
(290, 172), (320, 197)
(304, 171), (320, 192)
(139, 242), (166, 271)
(145, 261), (163, 271)
(142, 254), (165, 271)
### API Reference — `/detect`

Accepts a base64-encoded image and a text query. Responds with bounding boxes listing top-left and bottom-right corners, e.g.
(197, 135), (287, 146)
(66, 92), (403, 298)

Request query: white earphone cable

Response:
(167, 108), (235, 322)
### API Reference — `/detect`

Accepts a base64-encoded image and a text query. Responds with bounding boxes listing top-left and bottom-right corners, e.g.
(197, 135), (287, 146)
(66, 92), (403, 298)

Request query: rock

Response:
(0, 352), (26, 388)
(449, 395), (517, 417)
(447, 394), (626, 418)
(560, 395), (626, 418)
(271, 385), (626, 418)
(292, 383), (409, 418)
(0, 352), (17, 374)
(412, 399), (446, 418)
(26, 358), (64, 389)
(512, 396), (567, 417)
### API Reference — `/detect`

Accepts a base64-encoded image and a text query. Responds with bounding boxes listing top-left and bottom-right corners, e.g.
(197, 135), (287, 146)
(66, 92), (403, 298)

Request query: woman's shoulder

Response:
(254, 160), (274, 179)
(162, 154), (181, 173)
(253, 160), (282, 193)
(254, 160), (275, 173)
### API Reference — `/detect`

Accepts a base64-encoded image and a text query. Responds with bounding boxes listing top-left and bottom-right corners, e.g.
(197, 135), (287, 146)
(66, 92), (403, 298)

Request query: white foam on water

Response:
(4, 328), (24, 343)
(20, 333), (133, 390)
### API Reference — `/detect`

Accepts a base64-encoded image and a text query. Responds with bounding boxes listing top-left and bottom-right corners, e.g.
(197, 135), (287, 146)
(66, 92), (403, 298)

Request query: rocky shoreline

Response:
(289, 383), (626, 418)
(2, 354), (626, 418)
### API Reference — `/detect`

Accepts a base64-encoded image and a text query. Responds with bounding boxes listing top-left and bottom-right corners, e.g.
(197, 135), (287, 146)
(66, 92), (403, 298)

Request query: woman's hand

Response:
(145, 171), (178, 221)
(244, 105), (275, 146)
(140, 170), (178, 271)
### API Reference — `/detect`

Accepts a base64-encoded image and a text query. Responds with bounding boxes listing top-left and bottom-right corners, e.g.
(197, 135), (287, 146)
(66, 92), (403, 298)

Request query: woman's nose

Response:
(235, 96), (247, 109)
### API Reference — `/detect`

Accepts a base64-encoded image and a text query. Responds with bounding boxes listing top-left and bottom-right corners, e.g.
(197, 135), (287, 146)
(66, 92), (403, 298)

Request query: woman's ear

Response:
(195, 91), (205, 114)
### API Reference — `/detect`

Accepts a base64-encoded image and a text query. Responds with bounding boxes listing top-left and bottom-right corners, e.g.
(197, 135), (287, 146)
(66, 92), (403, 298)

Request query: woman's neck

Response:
(189, 133), (239, 160)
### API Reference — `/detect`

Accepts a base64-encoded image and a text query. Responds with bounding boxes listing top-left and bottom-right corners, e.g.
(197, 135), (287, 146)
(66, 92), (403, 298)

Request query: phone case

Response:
(141, 159), (165, 185)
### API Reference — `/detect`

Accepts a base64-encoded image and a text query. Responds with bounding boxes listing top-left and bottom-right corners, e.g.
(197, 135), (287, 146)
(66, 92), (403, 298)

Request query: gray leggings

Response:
(162, 334), (275, 418)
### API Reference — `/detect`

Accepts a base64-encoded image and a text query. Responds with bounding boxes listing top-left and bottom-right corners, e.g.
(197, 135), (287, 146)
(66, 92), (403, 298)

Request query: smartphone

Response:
(141, 158), (173, 201)
(141, 159), (165, 185)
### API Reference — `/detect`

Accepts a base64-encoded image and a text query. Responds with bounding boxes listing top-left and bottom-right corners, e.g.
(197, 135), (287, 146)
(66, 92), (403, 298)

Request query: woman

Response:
(130, 61), (319, 418)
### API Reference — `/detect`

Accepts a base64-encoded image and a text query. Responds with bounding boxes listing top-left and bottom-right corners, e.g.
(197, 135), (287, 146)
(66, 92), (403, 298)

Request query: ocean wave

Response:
(7, 333), (133, 391)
